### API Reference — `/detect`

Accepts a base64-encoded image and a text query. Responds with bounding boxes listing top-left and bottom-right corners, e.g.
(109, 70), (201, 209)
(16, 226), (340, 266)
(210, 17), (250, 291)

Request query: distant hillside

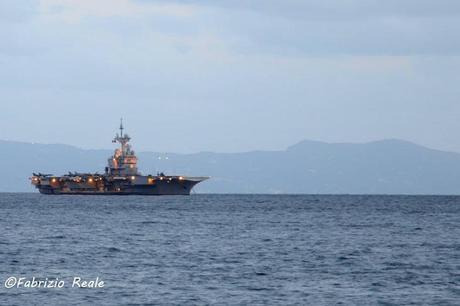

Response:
(1, 139), (460, 194)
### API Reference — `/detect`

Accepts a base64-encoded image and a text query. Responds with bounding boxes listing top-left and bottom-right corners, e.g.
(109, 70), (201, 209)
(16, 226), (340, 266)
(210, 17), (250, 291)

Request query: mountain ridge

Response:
(1, 138), (459, 194)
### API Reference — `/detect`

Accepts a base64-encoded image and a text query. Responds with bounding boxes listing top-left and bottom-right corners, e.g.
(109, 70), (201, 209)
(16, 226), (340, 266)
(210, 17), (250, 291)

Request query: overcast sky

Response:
(1, 0), (459, 153)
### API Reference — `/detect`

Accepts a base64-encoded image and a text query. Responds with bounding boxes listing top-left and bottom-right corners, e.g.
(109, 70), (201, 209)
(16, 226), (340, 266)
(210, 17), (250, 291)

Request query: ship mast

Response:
(113, 118), (131, 157)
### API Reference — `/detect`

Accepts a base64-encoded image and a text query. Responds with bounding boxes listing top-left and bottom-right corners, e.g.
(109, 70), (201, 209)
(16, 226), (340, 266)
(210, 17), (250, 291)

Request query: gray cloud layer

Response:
(0, 0), (459, 153)
(149, 0), (460, 18)
(142, 0), (460, 55)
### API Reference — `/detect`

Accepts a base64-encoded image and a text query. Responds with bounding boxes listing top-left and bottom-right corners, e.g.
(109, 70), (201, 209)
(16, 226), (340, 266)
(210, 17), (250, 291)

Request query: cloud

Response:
(4, 0), (457, 58)
(0, 0), (39, 23)
(40, 0), (196, 21)
(135, 0), (460, 56)
(0, 0), (459, 153)
(140, 0), (460, 19)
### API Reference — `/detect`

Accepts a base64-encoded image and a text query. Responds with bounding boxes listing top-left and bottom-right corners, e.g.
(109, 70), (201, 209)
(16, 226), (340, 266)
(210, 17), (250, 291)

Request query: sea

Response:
(0, 194), (459, 305)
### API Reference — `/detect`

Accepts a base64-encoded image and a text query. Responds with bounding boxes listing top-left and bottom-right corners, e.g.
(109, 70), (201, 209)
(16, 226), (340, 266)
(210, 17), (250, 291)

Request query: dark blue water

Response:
(0, 194), (459, 305)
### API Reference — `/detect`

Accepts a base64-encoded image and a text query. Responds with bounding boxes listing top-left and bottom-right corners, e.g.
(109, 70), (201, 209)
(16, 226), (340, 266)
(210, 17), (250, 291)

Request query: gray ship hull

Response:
(34, 176), (207, 196)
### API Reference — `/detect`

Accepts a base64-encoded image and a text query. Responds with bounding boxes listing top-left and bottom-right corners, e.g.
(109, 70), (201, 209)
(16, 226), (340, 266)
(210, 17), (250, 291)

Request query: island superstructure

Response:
(31, 120), (208, 195)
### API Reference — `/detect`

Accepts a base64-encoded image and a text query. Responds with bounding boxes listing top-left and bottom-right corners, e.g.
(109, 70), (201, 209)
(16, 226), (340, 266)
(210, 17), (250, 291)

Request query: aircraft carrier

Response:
(30, 120), (208, 195)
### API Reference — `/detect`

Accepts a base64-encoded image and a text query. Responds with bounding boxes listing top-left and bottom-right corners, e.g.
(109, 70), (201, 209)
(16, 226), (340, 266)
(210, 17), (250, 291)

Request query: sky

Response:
(0, 0), (459, 153)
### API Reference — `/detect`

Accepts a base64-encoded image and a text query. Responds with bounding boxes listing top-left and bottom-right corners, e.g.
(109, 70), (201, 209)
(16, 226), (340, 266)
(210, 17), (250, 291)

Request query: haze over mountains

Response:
(1, 139), (460, 194)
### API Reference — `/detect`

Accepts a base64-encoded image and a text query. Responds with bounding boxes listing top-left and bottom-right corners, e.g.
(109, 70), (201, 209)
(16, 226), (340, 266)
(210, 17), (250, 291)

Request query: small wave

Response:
(45, 235), (66, 239)
(141, 221), (157, 224)
(246, 287), (272, 291)
(107, 247), (122, 252)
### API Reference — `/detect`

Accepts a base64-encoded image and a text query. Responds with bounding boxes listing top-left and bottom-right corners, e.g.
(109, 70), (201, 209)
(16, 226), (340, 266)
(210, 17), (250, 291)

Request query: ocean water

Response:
(0, 194), (459, 305)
